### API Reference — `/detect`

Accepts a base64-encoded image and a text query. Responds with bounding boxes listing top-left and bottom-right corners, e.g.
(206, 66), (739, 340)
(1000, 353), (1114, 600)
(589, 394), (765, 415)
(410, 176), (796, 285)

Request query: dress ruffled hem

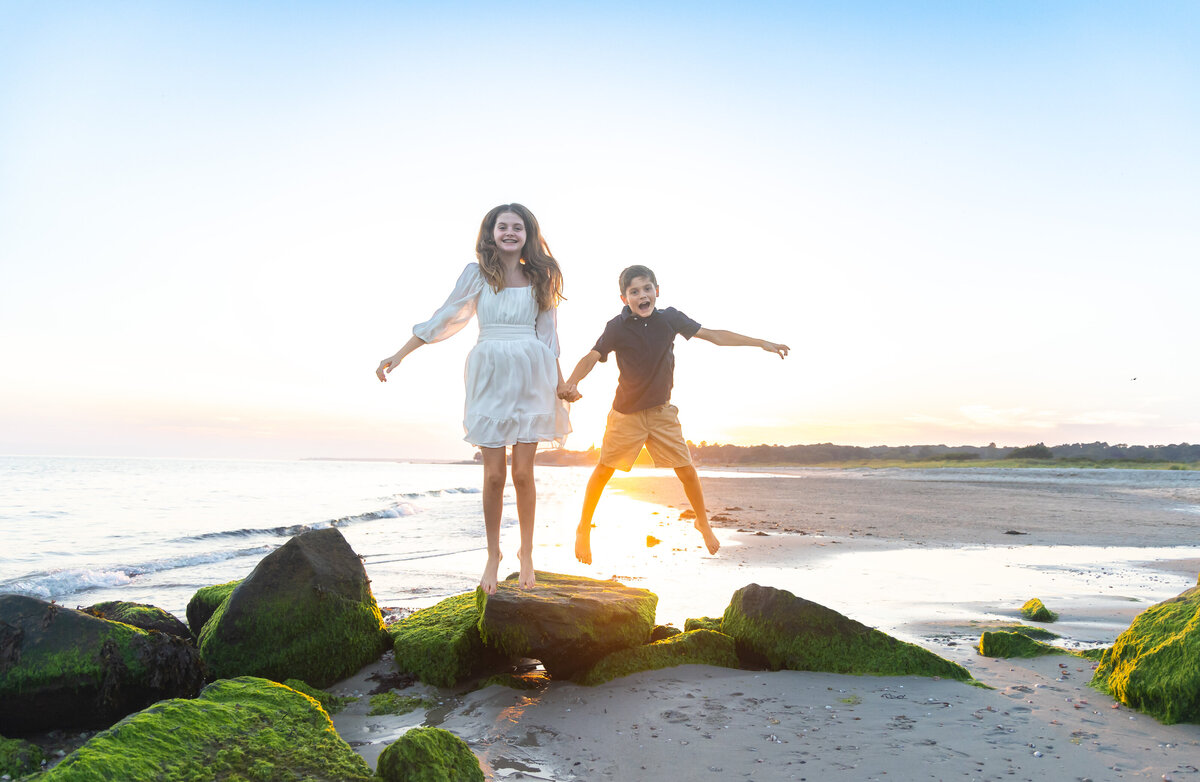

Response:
(464, 410), (570, 449)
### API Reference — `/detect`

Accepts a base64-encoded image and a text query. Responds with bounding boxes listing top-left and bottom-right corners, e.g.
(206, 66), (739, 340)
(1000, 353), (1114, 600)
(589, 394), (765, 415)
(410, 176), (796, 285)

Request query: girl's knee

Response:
(511, 465), (535, 492)
(482, 468), (507, 493)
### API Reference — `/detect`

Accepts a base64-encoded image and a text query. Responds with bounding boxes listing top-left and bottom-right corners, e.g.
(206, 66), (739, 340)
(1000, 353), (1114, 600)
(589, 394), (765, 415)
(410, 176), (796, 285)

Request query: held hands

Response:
(557, 382), (582, 402)
(762, 341), (790, 359)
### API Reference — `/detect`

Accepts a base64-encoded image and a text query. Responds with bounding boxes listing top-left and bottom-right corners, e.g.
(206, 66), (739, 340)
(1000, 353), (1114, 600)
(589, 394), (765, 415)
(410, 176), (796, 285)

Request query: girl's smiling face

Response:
(493, 211), (526, 257)
(621, 275), (658, 317)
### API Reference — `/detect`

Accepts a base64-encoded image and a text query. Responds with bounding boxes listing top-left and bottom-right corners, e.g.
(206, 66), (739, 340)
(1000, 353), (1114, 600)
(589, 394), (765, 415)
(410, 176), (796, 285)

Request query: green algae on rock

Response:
(368, 691), (436, 716)
(978, 631), (1067, 658)
(477, 670), (551, 691)
(198, 528), (387, 688)
(283, 679), (357, 714)
(576, 629), (740, 686)
(476, 571), (657, 679)
(37, 676), (371, 781)
(186, 580), (241, 637)
(0, 594), (204, 735)
(1020, 598), (1058, 622)
(376, 726), (483, 782)
(685, 616), (724, 633)
(1, 735), (46, 778)
(650, 624), (682, 641)
(83, 601), (192, 639)
(722, 584), (971, 680)
(1092, 583), (1200, 724)
(389, 592), (490, 687)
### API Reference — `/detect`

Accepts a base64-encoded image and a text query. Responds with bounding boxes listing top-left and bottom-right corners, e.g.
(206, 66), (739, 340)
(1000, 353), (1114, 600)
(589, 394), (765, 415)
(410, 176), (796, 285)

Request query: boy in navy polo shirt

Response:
(561, 264), (789, 564)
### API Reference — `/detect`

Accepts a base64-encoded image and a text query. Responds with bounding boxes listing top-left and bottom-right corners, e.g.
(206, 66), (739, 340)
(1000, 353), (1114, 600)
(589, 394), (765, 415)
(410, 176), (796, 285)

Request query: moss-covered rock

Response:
(198, 528), (387, 688)
(722, 584), (971, 680)
(476, 572), (657, 679)
(577, 629), (740, 686)
(1020, 598), (1058, 622)
(389, 592), (492, 687)
(376, 726), (483, 782)
(83, 600), (192, 639)
(1092, 583), (1200, 724)
(369, 692), (435, 716)
(983, 623), (1059, 641)
(978, 631), (1067, 658)
(0, 594), (205, 735)
(38, 676), (371, 781)
(685, 616), (724, 633)
(650, 624), (682, 641)
(477, 670), (550, 690)
(1, 735), (46, 778)
(186, 580), (241, 637)
(283, 678), (356, 714)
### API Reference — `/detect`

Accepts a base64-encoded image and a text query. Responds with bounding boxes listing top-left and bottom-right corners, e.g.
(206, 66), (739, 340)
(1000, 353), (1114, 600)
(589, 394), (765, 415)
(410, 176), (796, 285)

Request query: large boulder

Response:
(389, 592), (498, 687)
(1092, 583), (1200, 724)
(37, 676), (372, 781)
(376, 726), (483, 782)
(198, 528), (387, 688)
(0, 594), (204, 734)
(186, 580), (241, 637)
(83, 601), (191, 639)
(577, 629), (740, 686)
(476, 572), (657, 679)
(722, 584), (971, 680)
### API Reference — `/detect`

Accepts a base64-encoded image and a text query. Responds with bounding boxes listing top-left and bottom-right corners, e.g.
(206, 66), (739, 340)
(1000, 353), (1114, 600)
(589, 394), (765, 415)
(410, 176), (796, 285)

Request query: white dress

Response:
(413, 263), (570, 448)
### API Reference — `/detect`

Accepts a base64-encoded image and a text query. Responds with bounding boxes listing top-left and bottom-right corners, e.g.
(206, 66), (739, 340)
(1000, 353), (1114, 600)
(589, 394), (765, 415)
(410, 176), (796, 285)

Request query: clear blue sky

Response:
(2, 1), (1196, 459)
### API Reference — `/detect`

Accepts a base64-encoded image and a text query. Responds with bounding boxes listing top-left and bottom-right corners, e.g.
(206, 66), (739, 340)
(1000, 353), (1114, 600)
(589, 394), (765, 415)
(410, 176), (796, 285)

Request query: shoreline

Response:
(327, 467), (1200, 779)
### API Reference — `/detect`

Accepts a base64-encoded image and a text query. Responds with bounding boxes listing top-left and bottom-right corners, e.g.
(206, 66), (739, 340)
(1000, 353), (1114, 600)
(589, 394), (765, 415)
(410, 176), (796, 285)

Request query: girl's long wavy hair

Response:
(475, 203), (564, 311)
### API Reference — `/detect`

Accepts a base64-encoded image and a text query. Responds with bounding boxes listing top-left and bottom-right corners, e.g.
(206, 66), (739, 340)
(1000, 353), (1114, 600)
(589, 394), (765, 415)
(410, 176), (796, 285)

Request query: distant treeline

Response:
(536, 441), (1200, 466)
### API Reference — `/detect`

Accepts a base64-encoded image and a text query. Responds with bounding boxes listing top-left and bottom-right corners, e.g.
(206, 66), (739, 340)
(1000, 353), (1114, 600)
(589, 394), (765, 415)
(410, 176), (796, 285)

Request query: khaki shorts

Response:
(599, 404), (693, 472)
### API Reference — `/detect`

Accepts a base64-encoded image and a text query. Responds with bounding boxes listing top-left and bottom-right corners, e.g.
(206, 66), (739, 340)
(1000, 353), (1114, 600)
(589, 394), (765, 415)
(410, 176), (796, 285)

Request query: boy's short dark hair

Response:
(619, 265), (658, 294)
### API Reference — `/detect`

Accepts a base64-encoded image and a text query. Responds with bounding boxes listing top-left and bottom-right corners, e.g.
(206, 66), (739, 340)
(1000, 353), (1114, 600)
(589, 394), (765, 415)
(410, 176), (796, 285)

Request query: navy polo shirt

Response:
(592, 305), (702, 414)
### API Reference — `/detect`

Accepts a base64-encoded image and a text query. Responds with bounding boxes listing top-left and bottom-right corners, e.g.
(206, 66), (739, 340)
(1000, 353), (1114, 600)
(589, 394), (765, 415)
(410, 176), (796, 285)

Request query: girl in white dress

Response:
(375, 204), (575, 594)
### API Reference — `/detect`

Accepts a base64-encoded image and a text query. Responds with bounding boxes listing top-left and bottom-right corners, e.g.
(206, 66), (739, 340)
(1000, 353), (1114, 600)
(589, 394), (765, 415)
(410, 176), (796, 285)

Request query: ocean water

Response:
(2, 456), (1198, 645)
(0, 456), (571, 618)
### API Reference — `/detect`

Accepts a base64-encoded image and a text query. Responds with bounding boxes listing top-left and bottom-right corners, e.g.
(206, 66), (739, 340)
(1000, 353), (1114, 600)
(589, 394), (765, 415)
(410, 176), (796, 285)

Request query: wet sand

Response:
(335, 467), (1200, 780)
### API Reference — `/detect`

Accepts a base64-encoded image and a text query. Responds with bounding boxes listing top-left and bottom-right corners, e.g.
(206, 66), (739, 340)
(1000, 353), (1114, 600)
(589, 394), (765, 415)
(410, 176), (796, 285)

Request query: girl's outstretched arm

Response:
(376, 335), (426, 381)
(693, 328), (789, 358)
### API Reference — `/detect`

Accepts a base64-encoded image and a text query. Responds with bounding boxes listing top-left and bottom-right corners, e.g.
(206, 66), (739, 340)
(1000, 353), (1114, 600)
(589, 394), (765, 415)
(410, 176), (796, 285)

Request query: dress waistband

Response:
(478, 324), (537, 341)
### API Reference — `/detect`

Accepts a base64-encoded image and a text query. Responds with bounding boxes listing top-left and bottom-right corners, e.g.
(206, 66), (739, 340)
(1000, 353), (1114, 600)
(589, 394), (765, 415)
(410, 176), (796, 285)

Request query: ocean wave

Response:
(172, 502), (419, 543)
(1, 544), (277, 602)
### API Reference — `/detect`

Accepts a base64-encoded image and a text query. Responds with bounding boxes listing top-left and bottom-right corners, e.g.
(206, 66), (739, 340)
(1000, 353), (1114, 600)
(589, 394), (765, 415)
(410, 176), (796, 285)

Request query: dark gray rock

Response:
(476, 571), (657, 678)
(0, 594), (204, 734)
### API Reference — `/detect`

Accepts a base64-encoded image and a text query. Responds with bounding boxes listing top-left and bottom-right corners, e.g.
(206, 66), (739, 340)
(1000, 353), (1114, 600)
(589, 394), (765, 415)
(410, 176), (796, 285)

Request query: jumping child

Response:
(376, 204), (576, 593)
(560, 264), (788, 564)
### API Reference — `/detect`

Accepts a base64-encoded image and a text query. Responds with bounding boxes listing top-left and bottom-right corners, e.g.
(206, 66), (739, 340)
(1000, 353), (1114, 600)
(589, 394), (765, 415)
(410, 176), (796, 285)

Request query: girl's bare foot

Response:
(516, 549), (536, 589)
(480, 552), (502, 594)
(575, 522), (593, 565)
(695, 520), (720, 555)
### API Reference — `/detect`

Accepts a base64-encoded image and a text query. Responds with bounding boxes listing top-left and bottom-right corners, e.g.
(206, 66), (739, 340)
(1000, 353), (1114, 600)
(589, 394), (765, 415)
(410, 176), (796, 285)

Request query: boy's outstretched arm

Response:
(694, 328), (789, 358)
(563, 350), (603, 395)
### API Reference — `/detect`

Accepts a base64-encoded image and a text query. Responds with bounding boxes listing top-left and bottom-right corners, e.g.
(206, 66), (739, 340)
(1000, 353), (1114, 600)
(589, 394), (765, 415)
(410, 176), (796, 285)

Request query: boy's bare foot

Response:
(479, 552), (502, 594)
(517, 550), (536, 589)
(695, 520), (720, 555)
(575, 522), (593, 565)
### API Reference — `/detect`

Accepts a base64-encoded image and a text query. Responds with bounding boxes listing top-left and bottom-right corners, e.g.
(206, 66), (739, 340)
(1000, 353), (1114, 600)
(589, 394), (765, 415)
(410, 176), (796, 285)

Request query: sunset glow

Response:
(2, 2), (1196, 459)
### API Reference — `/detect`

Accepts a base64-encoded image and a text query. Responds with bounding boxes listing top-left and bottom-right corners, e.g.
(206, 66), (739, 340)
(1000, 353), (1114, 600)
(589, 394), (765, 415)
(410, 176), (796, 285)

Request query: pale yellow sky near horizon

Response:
(2, 2), (1196, 460)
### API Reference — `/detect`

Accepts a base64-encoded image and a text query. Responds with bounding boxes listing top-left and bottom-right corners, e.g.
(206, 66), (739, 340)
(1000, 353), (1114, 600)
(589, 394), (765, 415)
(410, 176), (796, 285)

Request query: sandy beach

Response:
(329, 467), (1200, 781)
